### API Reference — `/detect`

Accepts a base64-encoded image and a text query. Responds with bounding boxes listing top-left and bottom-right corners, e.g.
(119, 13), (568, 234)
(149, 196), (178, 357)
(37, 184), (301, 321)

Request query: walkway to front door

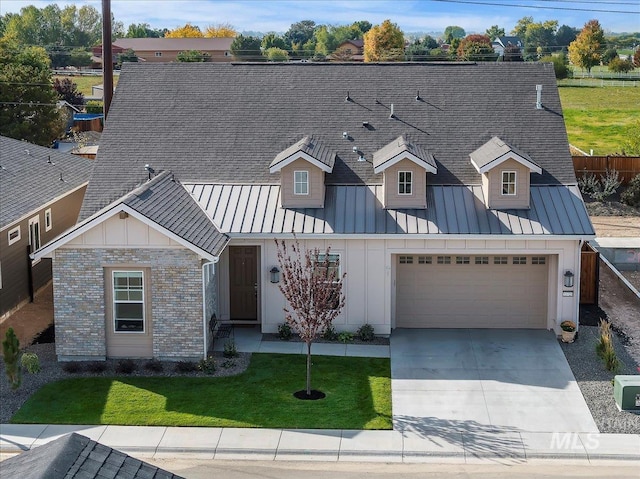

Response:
(390, 329), (598, 435)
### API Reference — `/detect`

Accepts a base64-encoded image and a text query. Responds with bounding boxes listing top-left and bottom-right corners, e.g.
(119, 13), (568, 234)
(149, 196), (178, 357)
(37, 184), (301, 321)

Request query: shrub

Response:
(322, 325), (339, 341)
(86, 362), (107, 373)
(223, 340), (239, 358)
(175, 360), (198, 373)
(338, 331), (354, 343)
(85, 100), (103, 114)
(115, 359), (136, 374)
(198, 356), (216, 374)
(608, 57), (635, 73)
(356, 324), (375, 342)
(578, 170), (621, 202)
(222, 359), (236, 368)
(144, 359), (164, 373)
(278, 323), (293, 341)
(2, 328), (21, 389)
(62, 362), (83, 373)
(621, 174), (640, 207)
(578, 171), (599, 197)
(560, 320), (576, 332)
(21, 352), (40, 374)
(540, 54), (568, 79)
(596, 319), (620, 373)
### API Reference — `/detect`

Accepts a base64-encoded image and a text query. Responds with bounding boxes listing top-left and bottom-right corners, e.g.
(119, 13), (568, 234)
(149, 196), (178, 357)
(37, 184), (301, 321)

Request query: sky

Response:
(1, 0), (639, 35)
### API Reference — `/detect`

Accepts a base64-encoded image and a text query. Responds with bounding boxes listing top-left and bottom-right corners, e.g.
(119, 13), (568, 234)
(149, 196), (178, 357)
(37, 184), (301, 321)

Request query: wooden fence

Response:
(572, 156), (640, 185)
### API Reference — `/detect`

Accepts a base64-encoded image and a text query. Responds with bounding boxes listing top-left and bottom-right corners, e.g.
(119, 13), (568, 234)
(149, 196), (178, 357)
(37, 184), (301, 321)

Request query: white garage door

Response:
(396, 254), (549, 328)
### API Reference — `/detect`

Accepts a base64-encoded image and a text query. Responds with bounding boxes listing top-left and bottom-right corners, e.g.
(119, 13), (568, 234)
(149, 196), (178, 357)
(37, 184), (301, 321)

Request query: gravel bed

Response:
(0, 343), (250, 424)
(560, 325), (640, 434)
(585, 199), (640, 216)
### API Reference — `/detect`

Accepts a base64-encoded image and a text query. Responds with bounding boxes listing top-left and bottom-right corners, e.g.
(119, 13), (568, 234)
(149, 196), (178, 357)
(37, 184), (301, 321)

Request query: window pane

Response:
(115, 303), (143, 319)
(115, 319), (144, 332)
(115, 291), (129, 301)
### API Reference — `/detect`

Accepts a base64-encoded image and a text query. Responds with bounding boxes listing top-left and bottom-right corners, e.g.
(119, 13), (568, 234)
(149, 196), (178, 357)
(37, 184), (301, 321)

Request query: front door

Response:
(229, 246), (258, 320)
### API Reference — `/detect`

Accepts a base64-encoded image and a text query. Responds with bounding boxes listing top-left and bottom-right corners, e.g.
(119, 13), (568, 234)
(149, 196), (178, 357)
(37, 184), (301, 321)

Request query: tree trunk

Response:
(306, 341), (311, 395)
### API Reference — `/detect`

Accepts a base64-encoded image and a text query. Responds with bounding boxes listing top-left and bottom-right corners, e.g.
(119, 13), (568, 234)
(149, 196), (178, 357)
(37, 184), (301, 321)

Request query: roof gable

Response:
(372, 134), (437, 174)
(269, 135), (336, 173)
(470, 136), (542, 174)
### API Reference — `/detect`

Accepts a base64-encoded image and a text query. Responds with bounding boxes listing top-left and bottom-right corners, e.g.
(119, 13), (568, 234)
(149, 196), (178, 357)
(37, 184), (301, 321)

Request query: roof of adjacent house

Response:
(186, 183), (593, 236)
(340, 39), (364, 48)
(112, 37), (234, 52)
(0, 136), (94, 228)
(0, 433), (183, 479)
(493, 36), (523, 48)
(81, 62), (576, 221)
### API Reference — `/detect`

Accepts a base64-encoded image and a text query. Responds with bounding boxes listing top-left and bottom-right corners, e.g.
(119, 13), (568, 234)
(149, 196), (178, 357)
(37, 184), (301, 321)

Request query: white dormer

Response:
(470, 137), (542, 210)
(270, 136), (336, 209)
(373, 134), (437, 209)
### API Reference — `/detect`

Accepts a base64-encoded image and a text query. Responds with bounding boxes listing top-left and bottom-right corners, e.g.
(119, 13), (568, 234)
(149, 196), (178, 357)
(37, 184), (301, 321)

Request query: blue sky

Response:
(2, 0), (639, 34)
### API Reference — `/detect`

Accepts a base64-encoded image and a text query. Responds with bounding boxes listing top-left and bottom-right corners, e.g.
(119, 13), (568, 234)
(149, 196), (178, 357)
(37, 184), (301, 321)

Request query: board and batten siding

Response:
(482, 158), (531, 209)
(223, 237), (581, 335)
(279, 159), (325, 208)
(382, 159), (427, 209)
(0, 185), (87, 318)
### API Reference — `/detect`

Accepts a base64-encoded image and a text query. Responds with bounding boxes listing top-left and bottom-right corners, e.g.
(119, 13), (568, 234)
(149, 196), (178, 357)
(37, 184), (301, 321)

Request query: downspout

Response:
(202, 258), (219, 360)
(576, 239), (584, 330)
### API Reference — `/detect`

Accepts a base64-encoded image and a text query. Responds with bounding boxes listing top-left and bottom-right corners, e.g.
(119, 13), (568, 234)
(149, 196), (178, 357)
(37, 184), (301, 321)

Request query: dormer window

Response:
(502, 171), (516, 195)
(398, 171), (413, 195)
(294, 170), (309, 195)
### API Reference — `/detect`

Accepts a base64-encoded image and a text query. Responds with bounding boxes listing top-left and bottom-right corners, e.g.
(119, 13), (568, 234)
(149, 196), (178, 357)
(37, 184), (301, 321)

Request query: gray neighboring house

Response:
(34, 62), (594, 361)
(0, 136), (94, 318)
(492, 36), (524, 59)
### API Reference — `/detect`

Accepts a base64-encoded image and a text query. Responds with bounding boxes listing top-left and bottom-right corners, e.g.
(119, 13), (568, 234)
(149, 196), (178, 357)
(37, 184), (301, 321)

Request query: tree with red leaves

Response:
(275, 237), (346, 398)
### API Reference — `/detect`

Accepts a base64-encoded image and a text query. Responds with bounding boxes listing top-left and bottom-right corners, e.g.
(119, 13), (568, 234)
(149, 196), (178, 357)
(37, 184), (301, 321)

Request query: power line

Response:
(431, 0), (639, 14)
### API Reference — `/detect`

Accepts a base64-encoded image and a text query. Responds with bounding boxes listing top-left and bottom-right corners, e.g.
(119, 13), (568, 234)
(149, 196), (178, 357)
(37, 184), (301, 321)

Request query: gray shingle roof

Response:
(0, 433), (183, 479)
(186, 183), (594, 236)
(81, 62), (576, 220)
(372, 134), (437, 173)
(270, 135), (336, 172)
(470, 136), (541, 173)
(0, 136), (94, 228)
(123, 170), (228, 257)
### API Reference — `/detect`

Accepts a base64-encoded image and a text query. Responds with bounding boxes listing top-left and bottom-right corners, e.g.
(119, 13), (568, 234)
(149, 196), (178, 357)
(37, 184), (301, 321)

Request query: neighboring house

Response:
(492, 36), (524, 58)
(0, 136), (94, 319)
(57, 100), (82, 132)
(34, 62), (594, 361)
(330, 39), (364, 61)
(92, 38), (234, 64)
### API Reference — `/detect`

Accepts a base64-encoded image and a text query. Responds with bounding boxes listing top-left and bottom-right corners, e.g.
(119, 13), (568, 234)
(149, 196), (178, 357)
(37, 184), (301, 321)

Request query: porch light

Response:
(564, 270), (574, 288)
(270, 266), (280, 284)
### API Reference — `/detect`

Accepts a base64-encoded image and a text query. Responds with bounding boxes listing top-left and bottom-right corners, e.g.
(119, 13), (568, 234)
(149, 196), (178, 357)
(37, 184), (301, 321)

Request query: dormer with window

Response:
(373, 134), (437, 209)
(470, 137), (542, 209)
(270, 136), (336, 208)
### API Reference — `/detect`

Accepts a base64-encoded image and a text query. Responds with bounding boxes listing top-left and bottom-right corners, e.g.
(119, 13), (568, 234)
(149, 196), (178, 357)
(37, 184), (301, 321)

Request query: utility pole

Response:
(102, 0), (113, 119)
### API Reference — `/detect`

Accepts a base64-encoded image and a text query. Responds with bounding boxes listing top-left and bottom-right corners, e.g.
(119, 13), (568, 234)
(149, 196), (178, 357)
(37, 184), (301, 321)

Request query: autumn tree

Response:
(275, 238), (346, 399)
(0, 38), (64, 145)
(54, 78), (84, 106)
(568, 20), (605, 74)
(230, 34), (263, 61)
(634, 49), (640, 67)
(166, 23), (203, 38)
(457, 34), (496, 61)
(363, 19), (404, 62)
(205, 23), (237, 37)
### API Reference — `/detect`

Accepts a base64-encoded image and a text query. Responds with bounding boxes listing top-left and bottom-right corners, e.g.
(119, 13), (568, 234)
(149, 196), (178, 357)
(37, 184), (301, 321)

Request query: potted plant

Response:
(560, 320), (577, 343)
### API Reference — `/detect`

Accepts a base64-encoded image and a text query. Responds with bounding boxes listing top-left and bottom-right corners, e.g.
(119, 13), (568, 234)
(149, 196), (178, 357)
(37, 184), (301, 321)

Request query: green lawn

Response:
(12, 354), (392, 429)
(53, 74), (119, 96)
(558, 84), (640, 155)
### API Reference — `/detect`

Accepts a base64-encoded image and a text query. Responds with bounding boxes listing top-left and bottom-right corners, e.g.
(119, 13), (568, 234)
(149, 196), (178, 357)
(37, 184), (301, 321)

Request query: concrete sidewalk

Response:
(1, 424), (639, 464)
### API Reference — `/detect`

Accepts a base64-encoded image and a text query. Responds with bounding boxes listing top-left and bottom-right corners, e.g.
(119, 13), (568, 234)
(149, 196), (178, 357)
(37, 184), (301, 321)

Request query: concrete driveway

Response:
(391, 329), (599, 435)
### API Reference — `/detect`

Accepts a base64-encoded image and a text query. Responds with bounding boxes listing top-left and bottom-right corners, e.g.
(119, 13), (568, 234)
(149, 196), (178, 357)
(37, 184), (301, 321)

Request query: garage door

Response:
(396, 254), (548, 328)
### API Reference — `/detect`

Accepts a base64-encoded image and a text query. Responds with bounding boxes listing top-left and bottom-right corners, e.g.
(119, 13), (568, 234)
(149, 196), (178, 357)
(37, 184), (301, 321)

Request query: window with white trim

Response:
(398, 171), (413, 195)
(456, 256), (470, 264)
(155, 52), (162, 57)
(45, 208), (52, 232)
(313, 253), (341, 309)
(475, 256), (489, 264)
(28, 216), (41, 252)
(294, 170), (309, 195)
(418, 256), (432, 264)
(8, 226), (21, 245)
(437, 256), (451, 264)
(512, 256), (527, 265)
(113, 271), (145, 332)
(399, 255), (413, 264)
(502, 171), (516, 195)
(494, 256), (508, 265)
(532, 256), (546, 265)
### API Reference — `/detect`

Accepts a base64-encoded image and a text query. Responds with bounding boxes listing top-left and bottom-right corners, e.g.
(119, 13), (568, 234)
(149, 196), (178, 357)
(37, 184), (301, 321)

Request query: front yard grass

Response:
(12, 353), (392, 429)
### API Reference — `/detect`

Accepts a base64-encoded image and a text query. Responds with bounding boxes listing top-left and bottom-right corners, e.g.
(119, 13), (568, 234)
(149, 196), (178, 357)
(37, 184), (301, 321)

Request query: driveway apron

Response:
(390, 329), (599, 434)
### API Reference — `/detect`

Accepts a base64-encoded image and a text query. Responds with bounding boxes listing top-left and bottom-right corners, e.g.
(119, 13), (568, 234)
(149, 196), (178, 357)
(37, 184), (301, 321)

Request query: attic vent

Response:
(345, 91), (352, 102)
(536, 84), (543, 109)
(416, 90), (422, 101)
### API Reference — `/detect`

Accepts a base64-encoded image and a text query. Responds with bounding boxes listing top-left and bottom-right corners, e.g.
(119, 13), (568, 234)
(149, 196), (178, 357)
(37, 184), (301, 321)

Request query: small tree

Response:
(363, 19), (404, 62)
(3, 328), (22, 390)
(230, 34), (263, 61)
(176, 50), (210, 62)
(53, 77), (84, 106)
(568, 19), (605, 75)
(264, 47), (289, 62)
(608, 57), (634, 73)
(275, 238), (346, 398)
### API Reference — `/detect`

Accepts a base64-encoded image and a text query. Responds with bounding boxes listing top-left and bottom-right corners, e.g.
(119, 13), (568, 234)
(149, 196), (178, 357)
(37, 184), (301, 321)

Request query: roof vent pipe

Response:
(390, 103), (395, 119)
(536, 84), (543, 110)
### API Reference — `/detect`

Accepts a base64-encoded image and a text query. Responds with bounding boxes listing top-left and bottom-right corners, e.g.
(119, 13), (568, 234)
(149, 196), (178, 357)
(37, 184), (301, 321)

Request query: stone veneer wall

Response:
(53, 248), (204, 361)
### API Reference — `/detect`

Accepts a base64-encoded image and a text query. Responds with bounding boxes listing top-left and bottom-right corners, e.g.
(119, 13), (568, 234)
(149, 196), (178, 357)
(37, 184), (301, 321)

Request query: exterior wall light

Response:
(564, 270), (574, 288)
(270, 266), (280, 284)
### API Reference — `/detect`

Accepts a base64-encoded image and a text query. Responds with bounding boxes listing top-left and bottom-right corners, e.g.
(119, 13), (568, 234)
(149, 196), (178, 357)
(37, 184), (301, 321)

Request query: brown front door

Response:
(229, 246), (258, 320)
